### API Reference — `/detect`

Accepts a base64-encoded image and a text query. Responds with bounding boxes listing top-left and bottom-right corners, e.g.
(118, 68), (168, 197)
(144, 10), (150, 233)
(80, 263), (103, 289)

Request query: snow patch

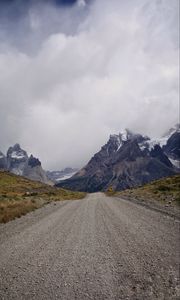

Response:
(146, 137), (169, 150)
(142, 124), (180, 150)
(121, 129), (128, 142)
(139, 144), (146, 151)
(11, 151), (25, 159)
(169, 158), (180, 168)
(55, 172), (77, 182)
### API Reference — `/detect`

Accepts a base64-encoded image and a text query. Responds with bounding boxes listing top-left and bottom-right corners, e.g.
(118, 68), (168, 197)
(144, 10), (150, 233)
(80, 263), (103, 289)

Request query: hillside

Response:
(107, 175), (180, 216)
(0, 171), (85, 223)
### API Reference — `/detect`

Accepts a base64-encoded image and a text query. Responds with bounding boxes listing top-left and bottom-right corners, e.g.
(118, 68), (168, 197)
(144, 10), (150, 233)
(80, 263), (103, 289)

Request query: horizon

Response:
(1, 122), (179, 171)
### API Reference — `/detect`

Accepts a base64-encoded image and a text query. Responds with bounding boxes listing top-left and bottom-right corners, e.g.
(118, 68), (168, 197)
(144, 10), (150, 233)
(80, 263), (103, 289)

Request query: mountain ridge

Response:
(56, 125), (180, 192)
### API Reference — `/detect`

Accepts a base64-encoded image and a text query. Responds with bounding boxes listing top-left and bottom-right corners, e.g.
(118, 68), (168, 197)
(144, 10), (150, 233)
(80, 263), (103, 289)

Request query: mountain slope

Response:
(111, 175), (180, 207)
(57, 127), (179, 192)
(0, 170), (85, 223)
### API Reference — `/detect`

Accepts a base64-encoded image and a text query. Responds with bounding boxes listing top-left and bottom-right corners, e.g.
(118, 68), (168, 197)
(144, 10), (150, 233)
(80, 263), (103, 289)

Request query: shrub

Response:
(157, 185), (171, 192)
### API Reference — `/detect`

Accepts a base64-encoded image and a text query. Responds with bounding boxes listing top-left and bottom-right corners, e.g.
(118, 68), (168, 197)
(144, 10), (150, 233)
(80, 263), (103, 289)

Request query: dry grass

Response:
(0, 198), (44, 223)
(0, 170), (86, 223)
(106, 175), (180, 206)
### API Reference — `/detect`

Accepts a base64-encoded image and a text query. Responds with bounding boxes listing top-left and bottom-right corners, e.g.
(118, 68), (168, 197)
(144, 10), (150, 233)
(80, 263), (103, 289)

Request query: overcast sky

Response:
(0, 0), (179, 170)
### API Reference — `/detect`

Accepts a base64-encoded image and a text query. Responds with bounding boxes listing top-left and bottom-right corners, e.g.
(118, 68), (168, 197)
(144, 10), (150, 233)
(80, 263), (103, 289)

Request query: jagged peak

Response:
(7, 143), (28, 160)
(28, 155), (41, 167)
(7, 143), (24, 153)
(110, 128), (130, 140)
(11, 143), (21, 151)
(109, 128), (149, 148)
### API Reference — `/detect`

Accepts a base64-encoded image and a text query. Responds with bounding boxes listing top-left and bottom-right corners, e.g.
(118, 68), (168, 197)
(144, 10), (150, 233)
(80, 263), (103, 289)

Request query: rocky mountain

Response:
(7, 143), (28, 176)
(0, 144), (48, 184)
(23, 155), (48, 183)
(56, 126), (180, 192)
(46, 167), (79, 183)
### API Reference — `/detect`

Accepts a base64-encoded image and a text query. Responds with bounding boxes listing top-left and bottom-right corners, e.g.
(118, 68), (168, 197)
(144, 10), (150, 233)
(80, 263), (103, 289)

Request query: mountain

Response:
(0, 144), (48, 184)
(7, 143), (28, 176)
(56, 126), (180, 192)
(46, 167), (79, 183)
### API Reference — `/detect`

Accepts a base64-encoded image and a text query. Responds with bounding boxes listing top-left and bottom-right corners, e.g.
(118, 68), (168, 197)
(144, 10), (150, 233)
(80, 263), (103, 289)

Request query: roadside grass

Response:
(106, 175), (180, 206)
(0, 170), (86, 223)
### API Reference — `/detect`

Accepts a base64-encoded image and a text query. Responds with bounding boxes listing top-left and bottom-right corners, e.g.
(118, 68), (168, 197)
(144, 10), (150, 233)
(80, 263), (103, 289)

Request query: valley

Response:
(0, 1), (179, 299)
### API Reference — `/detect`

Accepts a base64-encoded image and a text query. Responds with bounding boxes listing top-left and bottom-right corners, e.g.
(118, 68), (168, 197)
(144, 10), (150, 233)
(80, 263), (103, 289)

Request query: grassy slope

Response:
(107, 175), (180, 206)
(0, 170), (86, 223)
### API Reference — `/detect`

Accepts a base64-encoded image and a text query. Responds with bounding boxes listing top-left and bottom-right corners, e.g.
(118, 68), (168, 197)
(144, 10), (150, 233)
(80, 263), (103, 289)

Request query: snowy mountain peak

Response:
(7, 144), (28, 160)
(107, 129), (149, 155)
(57, 125), (179, 193)
(110, 129), (131, 145)
(6, 144), (28, 175)
(147, 124), (180, 150)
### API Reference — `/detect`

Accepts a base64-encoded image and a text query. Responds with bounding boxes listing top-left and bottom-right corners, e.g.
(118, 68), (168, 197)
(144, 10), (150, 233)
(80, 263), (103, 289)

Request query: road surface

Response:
(0, 193), (179, 299)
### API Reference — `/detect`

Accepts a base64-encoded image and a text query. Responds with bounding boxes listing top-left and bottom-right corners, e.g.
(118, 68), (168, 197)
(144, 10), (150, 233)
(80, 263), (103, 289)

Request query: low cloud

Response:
(0, 0), (179, 170)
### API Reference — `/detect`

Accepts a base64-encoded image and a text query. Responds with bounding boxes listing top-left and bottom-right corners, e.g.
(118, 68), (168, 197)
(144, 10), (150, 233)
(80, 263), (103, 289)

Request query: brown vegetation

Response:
(107, 175), (180, 206)
(0, 170), (86, 223)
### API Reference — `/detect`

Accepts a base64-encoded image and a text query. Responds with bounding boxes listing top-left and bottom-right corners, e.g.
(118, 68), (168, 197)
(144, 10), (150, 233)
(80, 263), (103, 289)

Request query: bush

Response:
(157, 185), (171, 192)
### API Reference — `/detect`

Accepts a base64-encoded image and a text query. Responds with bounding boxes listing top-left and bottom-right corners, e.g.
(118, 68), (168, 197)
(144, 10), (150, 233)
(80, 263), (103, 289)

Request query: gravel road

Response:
(0, 193), (179, 300)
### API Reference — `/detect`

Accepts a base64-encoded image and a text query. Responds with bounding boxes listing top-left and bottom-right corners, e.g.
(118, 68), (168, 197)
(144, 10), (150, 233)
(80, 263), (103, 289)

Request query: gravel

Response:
(0, 193), (179, 300)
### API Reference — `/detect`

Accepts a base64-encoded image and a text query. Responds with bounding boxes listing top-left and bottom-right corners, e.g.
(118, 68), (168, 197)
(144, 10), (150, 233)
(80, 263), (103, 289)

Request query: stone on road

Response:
(0, 193), (179, 299)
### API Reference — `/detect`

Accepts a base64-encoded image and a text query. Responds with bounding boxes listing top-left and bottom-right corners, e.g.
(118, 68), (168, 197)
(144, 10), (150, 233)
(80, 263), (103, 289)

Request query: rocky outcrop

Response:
(150, 145), (173, 168)
(23, 155), (48, 183)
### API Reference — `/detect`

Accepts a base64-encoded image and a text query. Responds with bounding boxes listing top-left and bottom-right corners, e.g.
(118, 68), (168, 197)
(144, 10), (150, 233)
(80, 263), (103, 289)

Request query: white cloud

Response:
(0, 0), (179, 170)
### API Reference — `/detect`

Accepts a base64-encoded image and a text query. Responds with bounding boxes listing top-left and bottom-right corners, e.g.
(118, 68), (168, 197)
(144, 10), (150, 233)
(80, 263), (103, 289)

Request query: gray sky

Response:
(0, 0), (179, 170)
